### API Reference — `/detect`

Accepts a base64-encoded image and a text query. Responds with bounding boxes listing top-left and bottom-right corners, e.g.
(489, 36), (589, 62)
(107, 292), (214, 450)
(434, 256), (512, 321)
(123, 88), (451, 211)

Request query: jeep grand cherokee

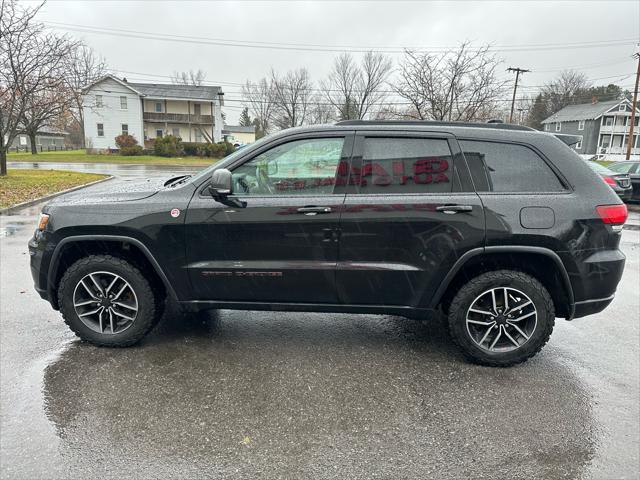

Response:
(29, 121), (627, 366)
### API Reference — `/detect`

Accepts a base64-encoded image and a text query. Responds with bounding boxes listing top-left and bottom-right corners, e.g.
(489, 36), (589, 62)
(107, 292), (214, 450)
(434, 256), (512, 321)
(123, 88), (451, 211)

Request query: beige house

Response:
(82, 75), (225, 151)
(222, 125), (256, 146)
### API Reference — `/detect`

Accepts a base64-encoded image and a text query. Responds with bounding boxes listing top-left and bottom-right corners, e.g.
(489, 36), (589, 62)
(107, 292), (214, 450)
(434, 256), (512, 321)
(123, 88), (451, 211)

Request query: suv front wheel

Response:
(58, 255), (161, 347)
(447, 270), (555, 367)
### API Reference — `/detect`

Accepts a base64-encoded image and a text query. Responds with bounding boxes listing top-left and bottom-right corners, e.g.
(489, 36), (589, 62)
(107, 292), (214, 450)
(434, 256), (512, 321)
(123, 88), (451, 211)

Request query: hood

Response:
(47, 176), (169, 206)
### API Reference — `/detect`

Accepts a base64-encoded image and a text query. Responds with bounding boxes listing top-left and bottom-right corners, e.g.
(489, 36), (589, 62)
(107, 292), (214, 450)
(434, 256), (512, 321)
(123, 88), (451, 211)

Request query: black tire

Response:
(447, 270), (555, 367)
(58, 255), (161, 347)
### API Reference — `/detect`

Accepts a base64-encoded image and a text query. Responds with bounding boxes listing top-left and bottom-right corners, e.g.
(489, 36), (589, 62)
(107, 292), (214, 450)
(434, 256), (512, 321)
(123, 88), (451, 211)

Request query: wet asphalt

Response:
(0, 172), (639, 479)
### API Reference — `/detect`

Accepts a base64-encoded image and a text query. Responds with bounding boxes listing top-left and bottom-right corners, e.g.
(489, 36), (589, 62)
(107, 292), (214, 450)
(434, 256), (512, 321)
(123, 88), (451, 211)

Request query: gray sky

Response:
(32, 0), (640, 123)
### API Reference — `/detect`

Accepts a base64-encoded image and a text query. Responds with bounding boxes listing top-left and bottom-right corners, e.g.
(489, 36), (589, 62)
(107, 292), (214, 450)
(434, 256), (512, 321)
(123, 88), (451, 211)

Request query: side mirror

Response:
(209, 168), (232, 197)
(208, 168), (246, 208)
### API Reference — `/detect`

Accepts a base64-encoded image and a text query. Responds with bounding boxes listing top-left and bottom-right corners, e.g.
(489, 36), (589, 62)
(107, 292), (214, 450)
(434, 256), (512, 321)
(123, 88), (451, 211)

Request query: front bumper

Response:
(28, 231), (56, 308)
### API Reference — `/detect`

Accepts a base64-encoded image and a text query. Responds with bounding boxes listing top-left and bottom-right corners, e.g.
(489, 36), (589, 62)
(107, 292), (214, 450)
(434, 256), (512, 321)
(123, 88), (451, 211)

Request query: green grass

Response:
(0, 169), (109, 209)
(7, 149), (214, 166)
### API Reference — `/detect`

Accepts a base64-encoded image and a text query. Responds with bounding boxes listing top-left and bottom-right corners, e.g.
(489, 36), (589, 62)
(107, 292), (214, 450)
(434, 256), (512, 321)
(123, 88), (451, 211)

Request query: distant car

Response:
(586, 161), (633, 200)
(608, 161), (640, 202)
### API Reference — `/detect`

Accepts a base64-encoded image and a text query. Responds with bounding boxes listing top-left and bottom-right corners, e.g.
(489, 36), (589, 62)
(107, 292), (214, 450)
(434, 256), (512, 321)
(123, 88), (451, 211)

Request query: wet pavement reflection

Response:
(7, 161), (204, 179)
(40, 310), (595, 479)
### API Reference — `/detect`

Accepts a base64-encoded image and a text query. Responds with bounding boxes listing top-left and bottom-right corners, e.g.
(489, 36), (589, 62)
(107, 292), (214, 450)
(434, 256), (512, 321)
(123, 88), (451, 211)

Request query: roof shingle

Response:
(128, 82), (222, 101)
(541, 99), (623, 124)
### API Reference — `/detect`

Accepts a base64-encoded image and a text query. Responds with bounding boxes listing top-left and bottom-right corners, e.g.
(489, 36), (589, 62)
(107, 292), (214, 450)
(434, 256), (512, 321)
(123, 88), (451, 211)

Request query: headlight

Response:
(37, 213), (50, 231)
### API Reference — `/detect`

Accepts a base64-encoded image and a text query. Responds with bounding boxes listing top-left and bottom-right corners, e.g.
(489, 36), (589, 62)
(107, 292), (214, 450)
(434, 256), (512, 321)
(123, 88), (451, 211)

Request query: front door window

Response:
(231, 137), (345, 196)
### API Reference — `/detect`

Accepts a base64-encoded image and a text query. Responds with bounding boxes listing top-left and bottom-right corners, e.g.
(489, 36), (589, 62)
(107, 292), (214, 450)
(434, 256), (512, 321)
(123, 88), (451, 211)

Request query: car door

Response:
(335, 130), (485, 309)
(185, 132), (354, 304)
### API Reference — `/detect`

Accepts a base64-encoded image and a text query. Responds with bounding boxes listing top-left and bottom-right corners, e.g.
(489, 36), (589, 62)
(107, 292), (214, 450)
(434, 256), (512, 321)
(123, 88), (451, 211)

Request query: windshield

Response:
(586, 161), (615, 175)
(189, 134), (274, 185)
(608, 162), (638, 173)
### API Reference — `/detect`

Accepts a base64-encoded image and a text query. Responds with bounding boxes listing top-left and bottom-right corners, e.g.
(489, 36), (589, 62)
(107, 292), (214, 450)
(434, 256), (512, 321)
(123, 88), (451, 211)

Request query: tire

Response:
(447, 270), (555, 367)
(58, 255), (161, 347)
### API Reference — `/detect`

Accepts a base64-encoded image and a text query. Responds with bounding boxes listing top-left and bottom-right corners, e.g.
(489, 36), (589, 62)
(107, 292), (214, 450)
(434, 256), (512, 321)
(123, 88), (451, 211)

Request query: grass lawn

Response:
(0, 169), (109, 209)
(7, 149), (214, 166)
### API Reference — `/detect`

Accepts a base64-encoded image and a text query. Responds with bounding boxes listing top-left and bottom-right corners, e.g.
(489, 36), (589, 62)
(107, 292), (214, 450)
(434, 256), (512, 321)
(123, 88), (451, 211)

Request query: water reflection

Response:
(42, 310), (595, 479)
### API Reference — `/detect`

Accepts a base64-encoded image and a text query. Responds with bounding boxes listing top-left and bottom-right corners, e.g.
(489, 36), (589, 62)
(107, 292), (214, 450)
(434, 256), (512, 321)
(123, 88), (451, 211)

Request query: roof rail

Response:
(334, 119), (535, 132)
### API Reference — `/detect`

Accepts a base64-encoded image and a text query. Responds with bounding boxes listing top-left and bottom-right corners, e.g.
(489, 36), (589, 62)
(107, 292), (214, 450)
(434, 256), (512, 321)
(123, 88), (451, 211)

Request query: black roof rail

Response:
(334, 119), (535, 132)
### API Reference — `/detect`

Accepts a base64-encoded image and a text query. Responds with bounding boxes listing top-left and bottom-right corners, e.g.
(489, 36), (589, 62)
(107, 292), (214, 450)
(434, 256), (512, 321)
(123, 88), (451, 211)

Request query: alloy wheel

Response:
(72, 271), (139, 334)
(465, 287), (537, 352)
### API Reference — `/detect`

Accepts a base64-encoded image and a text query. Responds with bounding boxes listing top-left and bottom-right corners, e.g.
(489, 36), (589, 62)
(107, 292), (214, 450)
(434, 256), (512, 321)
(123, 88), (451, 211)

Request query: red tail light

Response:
(602, 176), (617, 186)
(596, 204), (628, 225)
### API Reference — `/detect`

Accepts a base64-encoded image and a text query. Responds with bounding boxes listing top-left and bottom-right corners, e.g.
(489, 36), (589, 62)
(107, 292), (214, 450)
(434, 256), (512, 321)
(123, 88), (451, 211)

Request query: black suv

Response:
(29, 121), (627, 366)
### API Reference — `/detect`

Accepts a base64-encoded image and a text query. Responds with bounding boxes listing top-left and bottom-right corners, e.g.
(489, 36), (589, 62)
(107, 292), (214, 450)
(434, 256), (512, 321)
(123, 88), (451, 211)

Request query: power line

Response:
(43, 21), (638, 54)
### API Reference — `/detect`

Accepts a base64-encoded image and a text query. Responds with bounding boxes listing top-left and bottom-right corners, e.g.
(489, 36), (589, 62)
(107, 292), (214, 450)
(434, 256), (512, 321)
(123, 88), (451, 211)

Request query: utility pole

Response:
(625, 51), (640, 160)
(508, 67), (530, 124)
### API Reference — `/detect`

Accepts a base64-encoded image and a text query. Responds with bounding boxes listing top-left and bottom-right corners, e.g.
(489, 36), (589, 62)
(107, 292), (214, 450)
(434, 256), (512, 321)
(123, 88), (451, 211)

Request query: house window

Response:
(172, 128), (180, 137)
(555, 122), (561, 132)
(619, 104), (626, 112)
(120, 96), (127, 109)
(122, 124), (128, 136)
(193, 103), (201, 116)
(604, 117), (614, 126)
(578, 120), (585, 131)
(575, 136), (583, 150)
(95, 95), (103, 108)
(155, 102), (163, 113)
(97, 123), (104, 137)
(156, 129), (163, 138)
(195, 130), (203, 142)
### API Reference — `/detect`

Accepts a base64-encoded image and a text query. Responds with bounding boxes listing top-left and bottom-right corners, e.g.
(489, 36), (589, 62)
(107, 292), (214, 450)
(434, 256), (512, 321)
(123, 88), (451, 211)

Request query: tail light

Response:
(602, 176), (617, 186)
(596, 204), (628, 231)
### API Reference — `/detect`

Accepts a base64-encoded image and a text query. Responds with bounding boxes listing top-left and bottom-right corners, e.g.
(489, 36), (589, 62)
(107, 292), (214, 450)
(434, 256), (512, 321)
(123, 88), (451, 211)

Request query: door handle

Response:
(297, 206), (332, 215)
(436, 204), (473, 214)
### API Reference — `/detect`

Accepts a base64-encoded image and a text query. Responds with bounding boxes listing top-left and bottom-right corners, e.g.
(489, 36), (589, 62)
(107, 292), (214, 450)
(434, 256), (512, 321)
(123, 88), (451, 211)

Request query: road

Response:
(1, 172), (638, 479)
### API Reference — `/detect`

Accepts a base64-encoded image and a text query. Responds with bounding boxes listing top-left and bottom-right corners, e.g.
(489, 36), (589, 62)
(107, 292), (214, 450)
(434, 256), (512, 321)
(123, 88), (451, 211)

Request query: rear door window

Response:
(460, 140), (565, 192)
(354, 137), (453, 194)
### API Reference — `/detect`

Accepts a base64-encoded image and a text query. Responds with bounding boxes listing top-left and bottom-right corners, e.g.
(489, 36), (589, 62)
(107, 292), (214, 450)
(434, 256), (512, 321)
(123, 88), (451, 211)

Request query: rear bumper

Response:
(569, 248), (625, 319)
(572, 294), (615, 319)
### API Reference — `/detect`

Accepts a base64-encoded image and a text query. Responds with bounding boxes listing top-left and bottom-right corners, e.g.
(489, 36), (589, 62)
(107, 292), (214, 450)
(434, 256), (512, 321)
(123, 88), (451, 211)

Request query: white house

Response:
(82, 75), (225, 151)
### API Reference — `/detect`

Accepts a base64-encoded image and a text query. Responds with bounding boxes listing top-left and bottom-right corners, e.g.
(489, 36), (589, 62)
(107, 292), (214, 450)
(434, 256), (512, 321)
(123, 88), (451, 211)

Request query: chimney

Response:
(591, 96), (598, 104)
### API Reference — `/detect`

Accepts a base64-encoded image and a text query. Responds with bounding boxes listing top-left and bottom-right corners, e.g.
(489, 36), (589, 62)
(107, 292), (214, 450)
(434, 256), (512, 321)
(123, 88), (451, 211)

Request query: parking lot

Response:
(1, 175), (638, 479)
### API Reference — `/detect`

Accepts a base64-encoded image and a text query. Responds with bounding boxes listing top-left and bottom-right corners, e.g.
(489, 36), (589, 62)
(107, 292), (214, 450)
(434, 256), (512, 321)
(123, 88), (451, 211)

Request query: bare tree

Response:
(307, 95), (336, 124)
(63, 43), (108, 148)
(395, 42), (507, 122)
(171, 69), (206, 86)
(242, 77), (274, 137)
(541, 69), (591, 114)
(321, 51), (392, 120)
(1, 0), (40, 172)
(270, 68), (312, 129)
(21, 78), (75, 154)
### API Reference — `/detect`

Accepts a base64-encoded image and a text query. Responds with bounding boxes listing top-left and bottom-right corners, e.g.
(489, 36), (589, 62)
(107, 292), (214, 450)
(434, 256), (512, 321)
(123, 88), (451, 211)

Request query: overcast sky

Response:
(30, 0), (640, 123)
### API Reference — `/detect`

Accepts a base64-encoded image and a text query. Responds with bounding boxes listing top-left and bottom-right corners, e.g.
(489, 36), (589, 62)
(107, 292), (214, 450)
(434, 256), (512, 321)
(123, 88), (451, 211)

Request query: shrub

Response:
(183, 142), (208, 157)
(154, 135), (183, 157)
(120, 145), (144, 156)
(218, 140), (235, 156)
(208, 143), (227, 158)
(115, 134), (138, 149)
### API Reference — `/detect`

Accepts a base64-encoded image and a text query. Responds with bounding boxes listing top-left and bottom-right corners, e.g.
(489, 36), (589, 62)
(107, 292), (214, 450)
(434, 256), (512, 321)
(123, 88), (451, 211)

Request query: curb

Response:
(0, 176), (114, 216)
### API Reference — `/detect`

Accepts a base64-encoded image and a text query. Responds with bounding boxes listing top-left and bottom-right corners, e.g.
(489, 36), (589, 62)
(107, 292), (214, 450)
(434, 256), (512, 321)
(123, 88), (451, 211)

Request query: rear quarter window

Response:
(460, 140), (565, 192)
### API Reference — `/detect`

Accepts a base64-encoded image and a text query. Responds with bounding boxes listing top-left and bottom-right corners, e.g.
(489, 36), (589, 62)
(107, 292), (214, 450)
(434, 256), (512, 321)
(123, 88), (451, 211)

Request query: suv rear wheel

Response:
(447, 270), (555, 367)
(58, 255), (161, 347)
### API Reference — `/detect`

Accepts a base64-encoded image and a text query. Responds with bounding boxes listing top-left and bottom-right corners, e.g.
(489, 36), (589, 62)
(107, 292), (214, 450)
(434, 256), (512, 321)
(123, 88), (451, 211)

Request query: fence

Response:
(10, 145), (80, 153)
